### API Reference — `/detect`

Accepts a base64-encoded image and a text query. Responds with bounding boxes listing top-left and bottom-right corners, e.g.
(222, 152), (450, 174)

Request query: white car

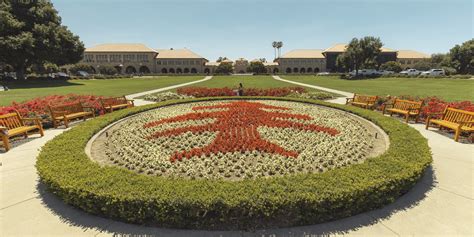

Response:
(349, 69), (380, 76)
(400, 69), (421, 76)
(379, 70), (394, 75)
(421, 69), (445, 76)
(317, 72), (330, 76)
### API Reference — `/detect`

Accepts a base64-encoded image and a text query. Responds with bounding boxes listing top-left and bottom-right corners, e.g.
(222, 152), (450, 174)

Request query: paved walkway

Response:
(272, 75), (353, 104)
(128, 75), (213, 106)
(1, 76), (473, 236)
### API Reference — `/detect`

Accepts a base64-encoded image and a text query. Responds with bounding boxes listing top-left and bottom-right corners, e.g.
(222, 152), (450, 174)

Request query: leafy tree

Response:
(338, 36), (383, 76)
(215, 62), (233, 74)
(69, 63), (95, 74)
(380, 61), (402, 72)
(0, 0), (84, 80)
(335, 53), (352, 72)
(412, 60), (431, 71)
(247, 61), (266, 74)
(448, 39), (473, 74)
(430, 53), (450, 67)
(98, 65), (117, 75)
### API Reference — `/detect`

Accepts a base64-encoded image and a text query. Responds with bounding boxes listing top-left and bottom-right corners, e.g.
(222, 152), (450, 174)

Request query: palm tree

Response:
(277, 41), (283, 58)
(272, 41), (278, 59)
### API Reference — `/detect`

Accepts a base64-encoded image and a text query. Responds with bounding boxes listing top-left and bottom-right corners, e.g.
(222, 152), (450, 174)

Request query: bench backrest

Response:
(49, 102), (84, 117)
(442, 107), (474, 127)
(0, 111), (24, 130)
(100, 96), (127, 107)
(353, 94), (378, 104)
(393, 99), (423, 111)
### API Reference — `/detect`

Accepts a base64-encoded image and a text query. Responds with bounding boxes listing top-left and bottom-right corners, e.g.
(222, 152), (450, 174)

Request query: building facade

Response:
(397, 50), (430, 69)
(82, 44), (157, 74)
(275, 49), (327, 73)
(81, 43), (430, 74)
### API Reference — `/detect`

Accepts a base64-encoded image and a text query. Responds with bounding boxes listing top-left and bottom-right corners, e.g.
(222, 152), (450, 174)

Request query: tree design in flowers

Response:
(144, 101), (340, 162)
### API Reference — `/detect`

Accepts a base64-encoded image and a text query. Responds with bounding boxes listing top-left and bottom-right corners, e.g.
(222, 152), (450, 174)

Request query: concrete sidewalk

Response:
(1, 77), (473, 236)
(272, 75), (354, 104)
(127, 76), (213, 106)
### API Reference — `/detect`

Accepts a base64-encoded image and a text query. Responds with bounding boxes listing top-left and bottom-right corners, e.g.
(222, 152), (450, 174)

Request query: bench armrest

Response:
(21, 117), (43, 127)
(127, 99), (135, 106)
(0, 126), (7, 135)
(345, 98), (353, 104)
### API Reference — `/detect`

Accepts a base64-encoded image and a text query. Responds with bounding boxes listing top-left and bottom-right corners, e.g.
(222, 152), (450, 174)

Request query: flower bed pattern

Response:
(103, 100), (375, 179)
(177, 87), (306, 97)
(37, 97), (432, 230)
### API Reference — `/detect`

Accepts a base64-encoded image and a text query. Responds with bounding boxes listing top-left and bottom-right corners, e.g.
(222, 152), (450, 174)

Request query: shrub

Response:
(98, 65), (118, 75)
(143, 91), (194, 102)
(288, 91), (335, 100)
(69, 63), (95, 74)
(214, 62), (233, 74)
(380, 61), (402, 73)
(247, 61), (266, 74)
(36, 97), (432, 230)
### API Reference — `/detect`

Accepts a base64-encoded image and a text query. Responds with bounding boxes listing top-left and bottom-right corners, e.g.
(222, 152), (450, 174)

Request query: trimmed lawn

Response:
(0, 76), (203, 106)
(183, 75), (297, 89)
(281, 76), (474, 101)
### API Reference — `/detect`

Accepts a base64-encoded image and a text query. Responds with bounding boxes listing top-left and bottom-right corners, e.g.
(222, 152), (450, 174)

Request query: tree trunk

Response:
(16, 66), (26, 80)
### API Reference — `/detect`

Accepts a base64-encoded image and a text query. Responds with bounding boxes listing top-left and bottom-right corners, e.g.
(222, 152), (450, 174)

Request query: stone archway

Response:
(161, 68), (168, 74)
(307, 68), (313, 73)
(314, 68), (320, 73)
(176, 68), (183, 74)
(125, 66), (137, 74)
(191, 68), (197, 73)
(273, 68), (279, 74)
(114, 66), (122, 74)
(300, 68), (306, 73)
(169, 68), (175, 73)
(184, 68), (190, 73)
(293, 68), (298, 73)
(139, 66), (150, 74)
(204, 68), (210, 74)
(286, 68), (292, 73)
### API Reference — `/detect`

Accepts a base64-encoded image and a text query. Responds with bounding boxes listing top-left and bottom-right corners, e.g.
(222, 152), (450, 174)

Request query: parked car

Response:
(54, 72), (70, 80)
(400, 69), (421, 76)
(420, 69), (445, 76)
(317, 72), (330, 76)
(378, 70), (395, 75)
(349, 69), (380, 77)
(76, 71), (90, 78)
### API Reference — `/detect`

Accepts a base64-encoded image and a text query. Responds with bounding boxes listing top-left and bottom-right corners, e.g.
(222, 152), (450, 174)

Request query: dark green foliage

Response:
(336, 36), (384, 75)
(412, 60), (432, 71)
(0, 0), (84, 79)
(98, 65), (118, 75)
(36, 97), (432, 230)
(247, 61), (266, 74)
(449, 39), (473, 74)
(380, 61), (403, 73)
(69, 64), (95, 74)
(215, 62), (233, 74)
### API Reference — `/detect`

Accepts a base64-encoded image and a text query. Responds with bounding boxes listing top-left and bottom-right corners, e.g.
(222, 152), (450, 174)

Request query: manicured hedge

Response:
(36, 97), (432, 230)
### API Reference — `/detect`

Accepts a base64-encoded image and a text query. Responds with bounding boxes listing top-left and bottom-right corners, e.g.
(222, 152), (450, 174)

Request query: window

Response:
(157, 60), (162, 65)
(137, 54), (148, 62)
(109, 54), (122, 62)
(123, 54), (135, 62)
(96, 54), (108, 62)
(84, 54), (94, 62)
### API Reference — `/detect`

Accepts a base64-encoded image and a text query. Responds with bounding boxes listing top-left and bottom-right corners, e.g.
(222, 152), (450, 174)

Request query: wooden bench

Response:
(346, 94), (378, 109)
(48, 102), (95, 128)
(0, 111), (44, 151)
(382, 98), (424, 123)
(100, 96), (134, 113)
(426, 107), (474, 142)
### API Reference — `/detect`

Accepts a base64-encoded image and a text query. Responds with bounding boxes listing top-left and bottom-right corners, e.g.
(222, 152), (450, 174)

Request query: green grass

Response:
(180, 75), (296, 89)
(0, 76), (203, 106)
(282, 76), (474, 101)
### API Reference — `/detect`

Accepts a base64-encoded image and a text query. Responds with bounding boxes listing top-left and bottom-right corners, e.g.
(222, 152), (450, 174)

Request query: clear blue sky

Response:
(52, 0), (473, 61)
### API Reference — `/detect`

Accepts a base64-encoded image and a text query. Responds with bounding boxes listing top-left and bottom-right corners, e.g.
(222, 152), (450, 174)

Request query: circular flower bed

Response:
(96, 100), (383, 180)
(36, 97), (432, 230)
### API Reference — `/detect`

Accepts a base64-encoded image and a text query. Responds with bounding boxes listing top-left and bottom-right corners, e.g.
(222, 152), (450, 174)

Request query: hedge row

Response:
(36, 97), (432, 230)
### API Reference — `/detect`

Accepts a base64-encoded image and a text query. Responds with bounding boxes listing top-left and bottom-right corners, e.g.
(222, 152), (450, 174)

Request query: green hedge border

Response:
(36, 97), (432, 230)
